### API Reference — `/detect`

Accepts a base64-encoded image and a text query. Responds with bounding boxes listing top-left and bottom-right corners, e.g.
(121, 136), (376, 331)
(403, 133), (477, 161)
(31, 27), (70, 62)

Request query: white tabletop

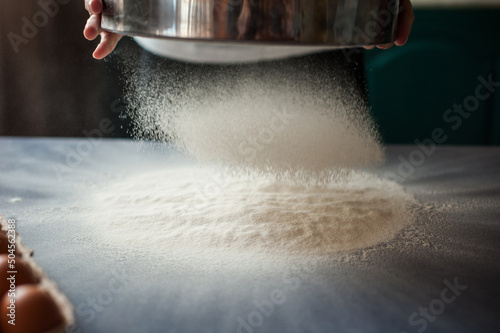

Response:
(0, 137), (498, 333)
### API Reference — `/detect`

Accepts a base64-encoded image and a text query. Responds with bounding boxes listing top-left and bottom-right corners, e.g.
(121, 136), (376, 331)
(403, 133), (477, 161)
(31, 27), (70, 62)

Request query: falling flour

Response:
(120, 51), (384, 182)
(96, 50), (417, 255)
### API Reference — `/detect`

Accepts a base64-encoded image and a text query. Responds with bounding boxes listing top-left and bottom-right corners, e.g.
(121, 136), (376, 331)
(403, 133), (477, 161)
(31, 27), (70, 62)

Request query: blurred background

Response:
(1, 0), (500, 144)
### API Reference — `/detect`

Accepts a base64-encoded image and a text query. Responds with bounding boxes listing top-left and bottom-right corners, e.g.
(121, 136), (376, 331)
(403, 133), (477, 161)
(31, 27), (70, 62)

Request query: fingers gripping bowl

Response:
(100, 0), (400, 63)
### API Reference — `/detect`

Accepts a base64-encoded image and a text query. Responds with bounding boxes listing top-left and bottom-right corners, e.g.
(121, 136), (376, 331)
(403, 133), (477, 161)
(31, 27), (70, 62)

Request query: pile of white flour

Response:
(95, 53), (416, 255)
(89, 167), (416, 255)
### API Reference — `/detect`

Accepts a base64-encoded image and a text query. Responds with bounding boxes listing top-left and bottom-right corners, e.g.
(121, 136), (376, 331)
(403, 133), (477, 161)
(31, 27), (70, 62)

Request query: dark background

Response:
(1, 1), (500, 145)
(0, 0), (127, 137)
(365, 9), (500, 145)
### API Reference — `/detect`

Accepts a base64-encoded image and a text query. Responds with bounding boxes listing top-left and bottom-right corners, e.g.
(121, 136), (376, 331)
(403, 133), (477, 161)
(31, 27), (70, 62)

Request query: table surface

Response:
(0, 137), (499, 333)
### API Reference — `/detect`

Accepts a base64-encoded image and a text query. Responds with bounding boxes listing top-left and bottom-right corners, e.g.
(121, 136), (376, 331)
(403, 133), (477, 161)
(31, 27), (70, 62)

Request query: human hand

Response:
(83, 0), (123, 59)
(365, 0), (414, 50)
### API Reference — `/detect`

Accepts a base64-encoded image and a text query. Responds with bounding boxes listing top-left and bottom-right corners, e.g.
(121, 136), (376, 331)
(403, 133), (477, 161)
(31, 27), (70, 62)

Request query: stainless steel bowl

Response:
(101, 0), (399, 47)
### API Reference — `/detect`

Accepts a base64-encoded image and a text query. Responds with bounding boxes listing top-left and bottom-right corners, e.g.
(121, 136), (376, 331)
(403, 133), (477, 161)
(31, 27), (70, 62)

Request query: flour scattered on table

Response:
(88, 168), (416, 255)
(105, 53), (416, 256)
